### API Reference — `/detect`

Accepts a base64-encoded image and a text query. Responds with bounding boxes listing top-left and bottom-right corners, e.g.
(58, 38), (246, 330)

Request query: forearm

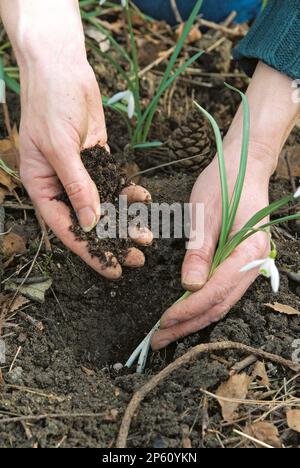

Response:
(0, 0), (86, 72)
(225, 62), (300, 174)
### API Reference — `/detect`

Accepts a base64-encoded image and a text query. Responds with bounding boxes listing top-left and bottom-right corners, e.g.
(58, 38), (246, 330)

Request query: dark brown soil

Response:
(1, 171), (300, 448)
(57, 145), (133, 266)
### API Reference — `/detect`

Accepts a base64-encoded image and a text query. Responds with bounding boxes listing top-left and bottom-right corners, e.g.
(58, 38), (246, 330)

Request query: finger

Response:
(128, 225), (153, 246)
(121, 184), (152, 204)
(123, 247), (145, 268)
(40, 195), (122, 279)
(151, 272), (257, 350)
(159, 232), (268, 328)
(46, 141), (101, 233)
(182, 244), (216, 292)
(181, 198), (219, 292)
(24, 167), (122, 279)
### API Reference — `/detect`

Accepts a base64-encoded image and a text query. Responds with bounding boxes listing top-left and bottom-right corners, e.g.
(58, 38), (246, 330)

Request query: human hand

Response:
(0, 0), (152, 279)
(152, 61), (300, 350)
(152, 145), (272, 349)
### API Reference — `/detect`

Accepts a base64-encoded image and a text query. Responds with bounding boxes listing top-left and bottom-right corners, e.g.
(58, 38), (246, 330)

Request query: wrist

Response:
(0, 0), (87, 71)
(224, 62), (300, 175)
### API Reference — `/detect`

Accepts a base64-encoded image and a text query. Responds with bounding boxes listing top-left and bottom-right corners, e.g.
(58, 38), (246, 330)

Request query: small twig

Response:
(18, 311), (44, 331)
(139, 46), (175, 78)
(233, 429), (274, 449)
(8, 233), (44, 312)
(170, 0), (183, 23)
(9, 276), (49, 285)
(198, 18), (246, 37)
(0, 411), (106, 425)
(116, 341), (300, 448)
(2, 202), (34, 211)
(34, 208), (52, 252)
(127, 149), (210, 182)
(230, 354), (258, 375)
(8, 346), (21, 373)
(206, 36), (226, 53)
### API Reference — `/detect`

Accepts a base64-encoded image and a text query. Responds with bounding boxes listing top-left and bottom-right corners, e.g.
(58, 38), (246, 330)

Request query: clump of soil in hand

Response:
(57, 144), (132, 266)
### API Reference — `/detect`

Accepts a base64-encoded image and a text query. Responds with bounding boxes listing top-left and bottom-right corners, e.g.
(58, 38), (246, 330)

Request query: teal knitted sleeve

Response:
(233, 0), (300, 80)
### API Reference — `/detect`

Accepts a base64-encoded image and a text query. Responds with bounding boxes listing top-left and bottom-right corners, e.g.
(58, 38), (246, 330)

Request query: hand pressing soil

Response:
(57, 144), (153, 275)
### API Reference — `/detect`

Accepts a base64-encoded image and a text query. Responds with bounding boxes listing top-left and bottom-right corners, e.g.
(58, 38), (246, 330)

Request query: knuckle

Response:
(213, 284), (234, 306)
(186, 243), (212, 266)
(64, 181), (85, 200)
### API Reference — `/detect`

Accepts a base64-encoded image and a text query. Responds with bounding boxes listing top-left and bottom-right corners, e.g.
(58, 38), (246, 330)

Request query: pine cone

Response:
(167, 114), (213, 172)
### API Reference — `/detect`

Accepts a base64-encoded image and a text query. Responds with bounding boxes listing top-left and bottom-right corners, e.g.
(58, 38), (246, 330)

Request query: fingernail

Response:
(182, 271), (206, 290)
(153, 339), (171, 351)
(77, 207), (97, 232)
(96, 204), (101, 218)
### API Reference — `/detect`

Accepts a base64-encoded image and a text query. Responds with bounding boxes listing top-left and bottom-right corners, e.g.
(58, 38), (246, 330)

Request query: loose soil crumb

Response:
(57, 144), (132, 266)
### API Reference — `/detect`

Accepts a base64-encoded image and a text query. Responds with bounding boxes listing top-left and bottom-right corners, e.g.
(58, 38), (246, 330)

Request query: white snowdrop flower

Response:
(108, 90), (135, 119)
(0, 79), (6, 104)
(240, 251), (280, 293)
(99, 0), (127, 7)
(294, 187), (300, 198)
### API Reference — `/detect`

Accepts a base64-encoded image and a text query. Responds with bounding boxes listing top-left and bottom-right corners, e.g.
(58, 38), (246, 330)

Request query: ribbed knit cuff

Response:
(233, 0), (300, 80)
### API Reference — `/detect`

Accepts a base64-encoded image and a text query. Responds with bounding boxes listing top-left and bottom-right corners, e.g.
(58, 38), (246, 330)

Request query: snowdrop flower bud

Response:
(240, 249), (280, 293)
(108, 90), (135, 119)
(294, 187), (300, 198)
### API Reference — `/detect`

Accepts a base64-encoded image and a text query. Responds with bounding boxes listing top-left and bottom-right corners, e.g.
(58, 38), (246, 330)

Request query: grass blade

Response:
(134, 51), (203, 143)
(216, 195), (294, 263)
(194, 101), (229, 249)
(160, 0), (203, 88)
(133, 141), (163, 149)
(225, 84), (250, 236)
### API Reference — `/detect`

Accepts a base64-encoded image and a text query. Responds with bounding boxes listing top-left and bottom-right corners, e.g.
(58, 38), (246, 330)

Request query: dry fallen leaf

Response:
(103, 408), (118, 422)
(182, 425), (192, 449)
(0, 232), (27, 258)
(0, 187), (8, 203)
(176, 23), (202, 44)
(245, 421), (282, 448)
(81, 366), (95, 376)
(277, 146), (300, 179)
(85, 26), (110, 53)
(251, 361), (270, 387)
(4, 278), (52, 304)
(0, 293), (29, 314)
(216, 373), (252, 422)
(0, 167), (16, 191)
(286, 410), (300, 433)
(265, 302), (300, 316)
(0, 132), (20, 173)
(10, 295), (30, 313)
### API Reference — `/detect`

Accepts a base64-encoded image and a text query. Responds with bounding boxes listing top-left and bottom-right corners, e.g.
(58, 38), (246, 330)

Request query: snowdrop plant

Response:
(240, 244), (280, 293)
(82, 0), (204, 149)
(126, 84), (300, 373)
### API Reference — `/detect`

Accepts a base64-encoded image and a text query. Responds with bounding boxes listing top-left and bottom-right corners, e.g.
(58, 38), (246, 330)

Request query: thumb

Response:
(181, 241), (216, 292)
(51, 145), (100, 232)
